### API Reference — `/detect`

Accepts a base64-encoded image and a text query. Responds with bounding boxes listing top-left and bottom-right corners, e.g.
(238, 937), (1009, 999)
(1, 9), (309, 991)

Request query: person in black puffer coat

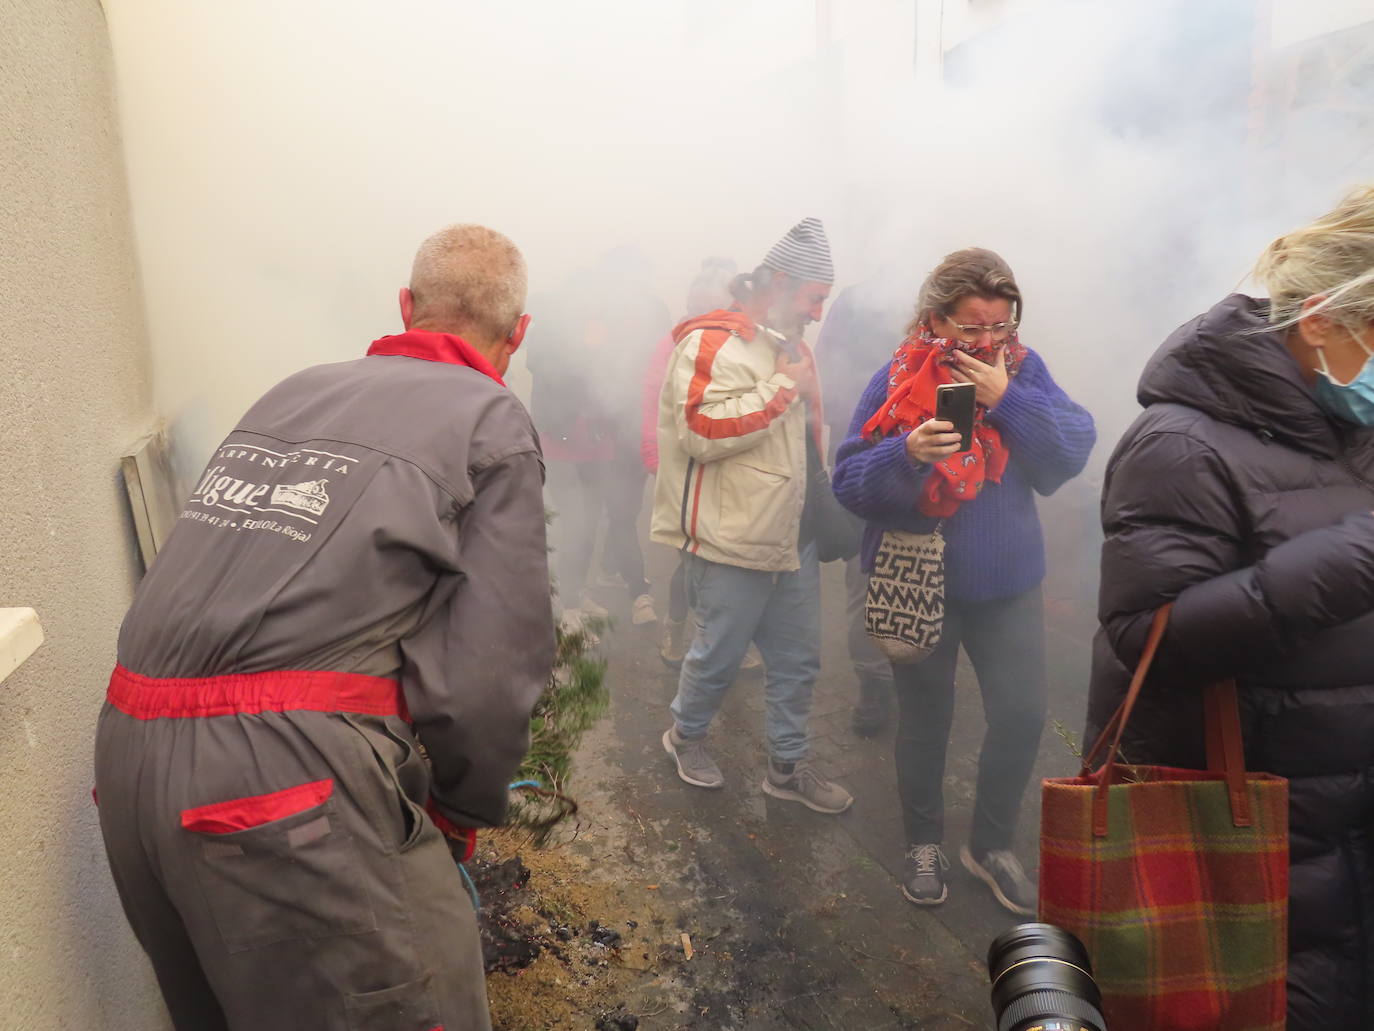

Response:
(1087, 185), (1374, 1031)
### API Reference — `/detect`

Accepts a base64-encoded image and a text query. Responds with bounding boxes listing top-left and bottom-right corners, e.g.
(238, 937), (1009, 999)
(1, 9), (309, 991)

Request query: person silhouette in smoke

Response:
(653, 218), (853, 813)
(530, 249), (669, 631)
(834, 248), (1094, 915)
(815, 266), (924, 736)
(94, 225), (554, 1030)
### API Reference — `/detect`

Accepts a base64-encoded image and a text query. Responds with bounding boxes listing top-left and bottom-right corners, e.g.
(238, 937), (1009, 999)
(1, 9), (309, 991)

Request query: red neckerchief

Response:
(860, 324), (1027, 518)
(366, 331), (505, 386)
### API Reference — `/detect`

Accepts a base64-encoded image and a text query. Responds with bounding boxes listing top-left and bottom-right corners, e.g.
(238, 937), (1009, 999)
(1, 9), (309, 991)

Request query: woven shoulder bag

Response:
(863, 525), (945, 664)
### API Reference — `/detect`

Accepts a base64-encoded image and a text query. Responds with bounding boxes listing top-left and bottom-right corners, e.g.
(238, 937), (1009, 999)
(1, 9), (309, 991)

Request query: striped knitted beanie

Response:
(761, 217), (834, 284)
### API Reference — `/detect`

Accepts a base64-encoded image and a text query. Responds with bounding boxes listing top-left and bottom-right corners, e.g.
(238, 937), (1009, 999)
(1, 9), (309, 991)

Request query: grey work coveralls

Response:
(94, 336), (555, 1031)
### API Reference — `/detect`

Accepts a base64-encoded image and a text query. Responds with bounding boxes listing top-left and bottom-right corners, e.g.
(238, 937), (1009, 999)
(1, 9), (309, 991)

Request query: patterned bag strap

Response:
(1082, 604), (1252, 836)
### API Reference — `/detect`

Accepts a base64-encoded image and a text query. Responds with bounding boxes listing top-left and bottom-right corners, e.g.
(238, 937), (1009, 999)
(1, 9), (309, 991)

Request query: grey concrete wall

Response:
(0, 1), (170, 1028)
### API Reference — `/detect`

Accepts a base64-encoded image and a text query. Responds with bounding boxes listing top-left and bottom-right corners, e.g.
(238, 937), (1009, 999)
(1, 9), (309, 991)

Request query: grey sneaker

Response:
(662, 726), (724, 789)
(901, 843), (950, 906)
(961, 845), (1037, 916)
(631, 593), (658, 626)
(558, 607), (601, 646)
(761, 757), (853, 814)
(575, 594), (609, 620)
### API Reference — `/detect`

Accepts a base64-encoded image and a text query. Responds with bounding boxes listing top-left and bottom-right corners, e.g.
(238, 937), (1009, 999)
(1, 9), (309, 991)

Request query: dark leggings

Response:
(548, 459), (649, 602)
(893, 587), (1047, 853)
(602, 460), (649, 598)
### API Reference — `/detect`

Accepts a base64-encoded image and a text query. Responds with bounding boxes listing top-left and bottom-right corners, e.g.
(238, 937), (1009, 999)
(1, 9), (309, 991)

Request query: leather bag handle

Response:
(1081, 606), (1172, 778)
(1084, 604), (1252, 836)
(1204, 678), (1252, 828)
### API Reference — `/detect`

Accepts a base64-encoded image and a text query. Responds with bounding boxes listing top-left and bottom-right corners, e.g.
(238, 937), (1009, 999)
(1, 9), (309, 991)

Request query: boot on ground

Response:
(851, 676), (892, 736)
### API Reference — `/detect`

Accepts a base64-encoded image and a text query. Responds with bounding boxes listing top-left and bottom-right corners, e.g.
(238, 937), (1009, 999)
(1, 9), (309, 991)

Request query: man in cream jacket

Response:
(652, 218), (852, 814)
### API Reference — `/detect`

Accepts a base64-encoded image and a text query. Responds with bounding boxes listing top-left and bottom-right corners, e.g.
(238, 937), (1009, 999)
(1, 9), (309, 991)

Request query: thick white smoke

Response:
(101, 0), (1372, 496)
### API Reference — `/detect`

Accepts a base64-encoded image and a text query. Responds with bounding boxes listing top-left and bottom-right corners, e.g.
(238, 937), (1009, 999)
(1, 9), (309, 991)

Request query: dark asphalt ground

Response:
(557, 490), (1100, 1029)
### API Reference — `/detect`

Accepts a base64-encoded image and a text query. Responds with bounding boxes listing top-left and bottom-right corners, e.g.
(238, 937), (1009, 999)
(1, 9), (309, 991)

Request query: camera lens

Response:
(987, 923), (1106, 1031)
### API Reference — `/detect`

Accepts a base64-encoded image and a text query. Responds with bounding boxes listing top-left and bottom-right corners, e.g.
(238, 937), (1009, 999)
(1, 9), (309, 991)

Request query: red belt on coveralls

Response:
(106, 663), (410, 719)
(105, 664), (476, 858)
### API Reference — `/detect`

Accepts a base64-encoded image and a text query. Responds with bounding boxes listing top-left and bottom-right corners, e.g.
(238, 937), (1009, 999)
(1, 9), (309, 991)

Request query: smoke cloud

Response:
(102, 0), (1373, 505)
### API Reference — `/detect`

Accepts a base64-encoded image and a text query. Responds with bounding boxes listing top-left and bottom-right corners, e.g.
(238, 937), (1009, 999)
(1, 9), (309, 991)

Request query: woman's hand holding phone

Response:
(906, 419), (963, 465)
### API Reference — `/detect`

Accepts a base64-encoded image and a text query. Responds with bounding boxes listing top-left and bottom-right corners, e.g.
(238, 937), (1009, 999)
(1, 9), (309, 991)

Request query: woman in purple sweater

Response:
(833, 248), (1094, 915)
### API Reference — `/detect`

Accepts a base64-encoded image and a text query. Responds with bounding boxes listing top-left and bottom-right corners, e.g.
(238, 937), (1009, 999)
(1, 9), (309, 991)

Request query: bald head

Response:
(406, 224), (527, 345)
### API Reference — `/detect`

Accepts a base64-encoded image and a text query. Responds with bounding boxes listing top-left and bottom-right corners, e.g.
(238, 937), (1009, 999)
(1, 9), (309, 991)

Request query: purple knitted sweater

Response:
(833, 349), (1095, 603)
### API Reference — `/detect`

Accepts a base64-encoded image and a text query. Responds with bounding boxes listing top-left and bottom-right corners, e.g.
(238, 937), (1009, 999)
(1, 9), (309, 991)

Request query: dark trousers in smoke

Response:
(603, 460), (650, 597)
(845, 556), (893, 686)
(893, 587), (1047, 854)
(546, 458), (649, 605)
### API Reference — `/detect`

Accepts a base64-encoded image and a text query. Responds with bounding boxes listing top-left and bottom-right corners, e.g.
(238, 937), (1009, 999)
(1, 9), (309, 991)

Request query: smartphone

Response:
(935, 382), (977, 453)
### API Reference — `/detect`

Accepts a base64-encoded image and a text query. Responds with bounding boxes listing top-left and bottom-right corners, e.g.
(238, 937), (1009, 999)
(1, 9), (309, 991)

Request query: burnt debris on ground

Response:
(461, 849), (624, 979)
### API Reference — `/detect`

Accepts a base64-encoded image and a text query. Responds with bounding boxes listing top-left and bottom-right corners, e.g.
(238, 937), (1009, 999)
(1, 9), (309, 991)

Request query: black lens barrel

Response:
(987, 924), (1106, 1031)
(998, 990), (1106, 1031)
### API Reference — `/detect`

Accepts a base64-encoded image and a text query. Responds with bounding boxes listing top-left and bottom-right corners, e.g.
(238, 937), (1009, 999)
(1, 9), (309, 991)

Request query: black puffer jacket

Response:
(1088, 294), (1374, 1031)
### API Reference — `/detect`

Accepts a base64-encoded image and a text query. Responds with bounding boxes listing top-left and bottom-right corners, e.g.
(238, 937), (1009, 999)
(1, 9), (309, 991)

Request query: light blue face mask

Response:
(1314, 336), (1374, 427)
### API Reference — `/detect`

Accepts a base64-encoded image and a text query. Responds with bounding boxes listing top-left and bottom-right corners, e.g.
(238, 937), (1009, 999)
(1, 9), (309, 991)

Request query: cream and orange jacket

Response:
(651, 310), (824, 572)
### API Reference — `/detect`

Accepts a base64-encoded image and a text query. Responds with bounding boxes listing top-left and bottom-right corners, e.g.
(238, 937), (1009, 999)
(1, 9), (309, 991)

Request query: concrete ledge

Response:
(0, 608), (44, 684)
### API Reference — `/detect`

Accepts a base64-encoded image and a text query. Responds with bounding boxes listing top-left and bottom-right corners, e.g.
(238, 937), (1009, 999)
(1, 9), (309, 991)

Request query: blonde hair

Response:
(409, 224), (527, 341)
(1254, 185), (1374, 331)
(907, 247), (1021, 336)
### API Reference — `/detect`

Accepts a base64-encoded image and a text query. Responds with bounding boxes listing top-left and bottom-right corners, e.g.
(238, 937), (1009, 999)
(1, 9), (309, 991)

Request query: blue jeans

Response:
(670, 541), (821, 762)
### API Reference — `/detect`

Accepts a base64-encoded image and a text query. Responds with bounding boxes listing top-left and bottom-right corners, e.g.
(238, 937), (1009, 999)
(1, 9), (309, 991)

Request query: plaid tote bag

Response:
(864, 526), (944, 664)
(1040, 606), (1289, 1031)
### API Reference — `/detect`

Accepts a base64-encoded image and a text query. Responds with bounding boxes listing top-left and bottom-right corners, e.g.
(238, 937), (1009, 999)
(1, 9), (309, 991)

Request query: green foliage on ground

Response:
(506, 615), (610, 844)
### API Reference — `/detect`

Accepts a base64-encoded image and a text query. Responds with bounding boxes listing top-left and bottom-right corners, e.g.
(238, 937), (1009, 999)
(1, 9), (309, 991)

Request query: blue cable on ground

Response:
(458, 861), (481, 911)
(457, 779), (547, 912)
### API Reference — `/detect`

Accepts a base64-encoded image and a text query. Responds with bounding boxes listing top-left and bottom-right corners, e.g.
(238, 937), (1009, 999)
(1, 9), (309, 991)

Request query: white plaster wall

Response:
(1270, 0), (1374, 48)
(0, 1), (170, 1027)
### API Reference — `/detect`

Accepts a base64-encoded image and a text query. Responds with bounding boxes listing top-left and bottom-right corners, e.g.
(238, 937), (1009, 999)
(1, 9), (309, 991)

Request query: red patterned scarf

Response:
(860, 324), (1026, 518)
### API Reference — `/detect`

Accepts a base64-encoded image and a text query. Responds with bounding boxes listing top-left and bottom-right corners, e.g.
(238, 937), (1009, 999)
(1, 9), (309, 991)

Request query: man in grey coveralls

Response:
(94, 224), (555, 1030)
